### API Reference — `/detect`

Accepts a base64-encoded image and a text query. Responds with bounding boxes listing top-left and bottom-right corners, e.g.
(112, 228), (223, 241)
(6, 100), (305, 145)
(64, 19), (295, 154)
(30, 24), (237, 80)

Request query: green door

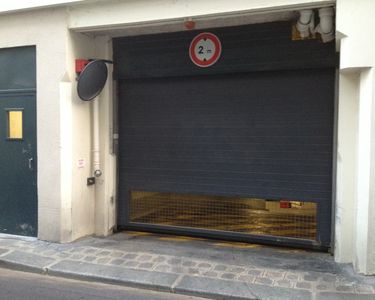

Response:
(0, 46), (37, 237)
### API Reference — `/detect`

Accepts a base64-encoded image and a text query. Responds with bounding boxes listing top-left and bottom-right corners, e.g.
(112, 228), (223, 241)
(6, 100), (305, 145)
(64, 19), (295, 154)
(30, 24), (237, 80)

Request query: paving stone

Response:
(182, 260), (196, 267)
(265, 271), (284, 279)
(153, 256), (166, 263)
(83, 256), (97, 262)
(42, 250), (57, 256)
(14, 245), (30, 250)
(317, 292), (375, 300)
(97, 257), (111, 264)
(123, 261), (138, 268)
(109, 259), (125, 266)
(0, 250), (55, 271)
(167, 258), (182, 265)
(295, 281), (312, 290)
(286, 273), (299, 281)
(275, 279), (292, 288)
(138, 254), (153, 262)
(56, 252), (71, 259)
(97, 250), (111, 257)
(355, 285), (374, 294)
(320, 274), (336, 283)
(170, 266), (185, 274)
(203, 271), (218, 278)
(111, 251), (124, 258)
(174, 276), (257, 299)
(154, 265), (170, 272)
(175, 276), (312, 300)
(248, 269), (263, 276)
(138, 262), (154, 269)
(70, 254), (84, 260)
(255, 277), (273, 286)
(32, 248), (44, 254)
(0, 240), (22, 248)
(304, 274), (320, 281)
(123, 253), (137, 260)
(83, 248), (98, 255)
(188, 268), (200, 275)
(316, 283), (334, 291)
(238, 275), (255, 283)
(48, 260), (179, 291)
(335, 279), (353, 286)
(197, 263), (211, 269)
(336, 285), (354, 292)
(68, 247), (84, 253)
(221, 273), (236, 280)
(213, 264), (227, 272)
(229, 266), (245, 274)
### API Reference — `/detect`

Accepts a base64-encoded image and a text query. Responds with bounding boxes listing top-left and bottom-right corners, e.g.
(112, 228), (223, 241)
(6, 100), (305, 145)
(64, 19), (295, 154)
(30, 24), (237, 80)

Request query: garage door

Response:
(114, 22), (336, 249)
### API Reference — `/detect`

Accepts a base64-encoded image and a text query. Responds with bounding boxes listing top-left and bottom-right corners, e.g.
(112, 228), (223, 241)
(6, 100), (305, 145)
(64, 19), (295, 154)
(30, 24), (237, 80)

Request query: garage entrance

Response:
(114, 22), (336, 249)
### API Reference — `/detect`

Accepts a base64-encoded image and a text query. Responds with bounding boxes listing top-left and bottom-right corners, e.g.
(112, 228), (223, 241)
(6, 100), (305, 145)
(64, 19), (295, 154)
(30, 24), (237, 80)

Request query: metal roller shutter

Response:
(114, 22), (336, 249)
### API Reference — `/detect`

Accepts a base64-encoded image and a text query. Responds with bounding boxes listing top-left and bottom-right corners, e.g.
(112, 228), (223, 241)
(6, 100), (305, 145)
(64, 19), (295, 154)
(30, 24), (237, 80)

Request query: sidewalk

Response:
(0, 232), (374, 300)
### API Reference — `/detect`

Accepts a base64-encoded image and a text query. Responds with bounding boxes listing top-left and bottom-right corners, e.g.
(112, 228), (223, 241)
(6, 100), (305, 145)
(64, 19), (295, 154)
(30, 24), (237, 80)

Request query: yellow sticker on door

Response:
(8, 110), (23, 139)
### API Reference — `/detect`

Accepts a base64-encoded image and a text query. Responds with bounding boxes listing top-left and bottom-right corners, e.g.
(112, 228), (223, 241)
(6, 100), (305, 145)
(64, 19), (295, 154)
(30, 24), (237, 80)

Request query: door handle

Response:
(28, 158), (33, 170)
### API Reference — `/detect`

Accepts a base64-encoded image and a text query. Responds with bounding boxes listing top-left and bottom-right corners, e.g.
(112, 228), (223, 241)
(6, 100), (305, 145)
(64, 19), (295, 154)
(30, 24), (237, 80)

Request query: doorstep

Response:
(0, 232), (374, 300)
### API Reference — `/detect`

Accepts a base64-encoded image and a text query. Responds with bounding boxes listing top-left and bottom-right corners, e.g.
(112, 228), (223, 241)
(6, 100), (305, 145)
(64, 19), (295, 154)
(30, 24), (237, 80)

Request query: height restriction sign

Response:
(189, 32), (222, 67)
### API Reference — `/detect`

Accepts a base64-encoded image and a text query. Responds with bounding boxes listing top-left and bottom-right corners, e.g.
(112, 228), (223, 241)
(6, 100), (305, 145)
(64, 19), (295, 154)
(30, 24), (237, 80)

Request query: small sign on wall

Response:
(189, 32), (222, 67)
(77, 158), (85, 169)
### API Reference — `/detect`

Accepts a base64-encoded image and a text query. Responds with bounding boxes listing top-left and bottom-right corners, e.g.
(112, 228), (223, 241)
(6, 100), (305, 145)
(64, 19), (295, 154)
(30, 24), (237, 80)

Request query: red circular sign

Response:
(189, 32), (221, 67)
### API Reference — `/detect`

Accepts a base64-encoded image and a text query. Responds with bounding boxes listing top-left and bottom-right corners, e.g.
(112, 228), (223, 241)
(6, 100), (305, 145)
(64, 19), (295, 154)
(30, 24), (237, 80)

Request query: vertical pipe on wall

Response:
(93, 96), (101, 177)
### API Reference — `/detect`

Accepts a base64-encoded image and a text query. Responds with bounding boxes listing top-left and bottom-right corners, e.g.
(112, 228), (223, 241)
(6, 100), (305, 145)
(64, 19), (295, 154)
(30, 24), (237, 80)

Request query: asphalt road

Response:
(0, 268), (204, 300)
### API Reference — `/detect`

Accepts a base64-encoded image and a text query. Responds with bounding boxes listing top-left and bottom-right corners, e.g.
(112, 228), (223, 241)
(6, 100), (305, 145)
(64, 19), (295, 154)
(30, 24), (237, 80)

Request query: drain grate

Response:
(130, 191), (317, 240)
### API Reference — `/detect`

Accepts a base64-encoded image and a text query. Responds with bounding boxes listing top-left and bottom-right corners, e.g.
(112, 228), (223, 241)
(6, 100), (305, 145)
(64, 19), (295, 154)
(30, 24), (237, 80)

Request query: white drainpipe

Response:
(296, 9), (314, 38)
(315, 7), (335, 43)
(93, 96), (102, 177)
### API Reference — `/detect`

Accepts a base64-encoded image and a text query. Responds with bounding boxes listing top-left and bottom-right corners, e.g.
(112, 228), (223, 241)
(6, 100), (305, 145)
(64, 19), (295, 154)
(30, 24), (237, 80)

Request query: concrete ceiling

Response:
(81, 10), (299, 38)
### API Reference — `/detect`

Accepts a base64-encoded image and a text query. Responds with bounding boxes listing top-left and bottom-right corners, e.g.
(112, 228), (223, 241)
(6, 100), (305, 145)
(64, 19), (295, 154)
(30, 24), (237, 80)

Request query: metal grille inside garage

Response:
(114, 22), (336, 249)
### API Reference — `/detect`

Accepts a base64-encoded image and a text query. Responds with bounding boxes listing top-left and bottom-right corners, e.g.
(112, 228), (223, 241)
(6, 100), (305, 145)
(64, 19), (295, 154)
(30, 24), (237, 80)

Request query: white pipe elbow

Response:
(316, 7), (335, 43)
(319, 9), (334, 33)
(299, 9), (314, 25)
(296, 10), (314, 38)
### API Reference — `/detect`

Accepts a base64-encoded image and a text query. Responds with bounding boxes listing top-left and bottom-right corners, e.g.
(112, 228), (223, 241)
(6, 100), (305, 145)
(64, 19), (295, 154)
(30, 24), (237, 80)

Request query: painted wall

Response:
(0, 1), (89, 14)
(0, 8), (68, 241)
(68, 0), (334, 32)
(60, 23), (115, 242)
(336, 0), (375, 274)
(335, 72), (358, 264)
(0, 6), (109, 243)
(64, 31), (96, 242)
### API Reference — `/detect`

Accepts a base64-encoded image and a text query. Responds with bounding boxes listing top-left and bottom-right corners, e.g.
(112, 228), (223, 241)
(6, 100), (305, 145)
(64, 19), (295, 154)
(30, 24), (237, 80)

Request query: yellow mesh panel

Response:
(130, 191), (317, 240)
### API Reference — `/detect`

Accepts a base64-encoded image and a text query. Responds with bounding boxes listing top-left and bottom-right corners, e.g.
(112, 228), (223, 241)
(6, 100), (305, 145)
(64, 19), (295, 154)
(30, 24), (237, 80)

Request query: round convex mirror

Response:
(77, 60), (108, 101)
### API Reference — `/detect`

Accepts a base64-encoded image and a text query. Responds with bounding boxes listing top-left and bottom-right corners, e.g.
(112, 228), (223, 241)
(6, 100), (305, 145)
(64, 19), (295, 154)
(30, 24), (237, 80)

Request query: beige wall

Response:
(60, 26), (115, 242)
(336, 0), (375, 275)
(335, 71), (359, 264)
(0, 8), (68, 242)
(68, 0), (334, 31)
(65, 31), (96, 242)
(0, 6), (112, 243)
